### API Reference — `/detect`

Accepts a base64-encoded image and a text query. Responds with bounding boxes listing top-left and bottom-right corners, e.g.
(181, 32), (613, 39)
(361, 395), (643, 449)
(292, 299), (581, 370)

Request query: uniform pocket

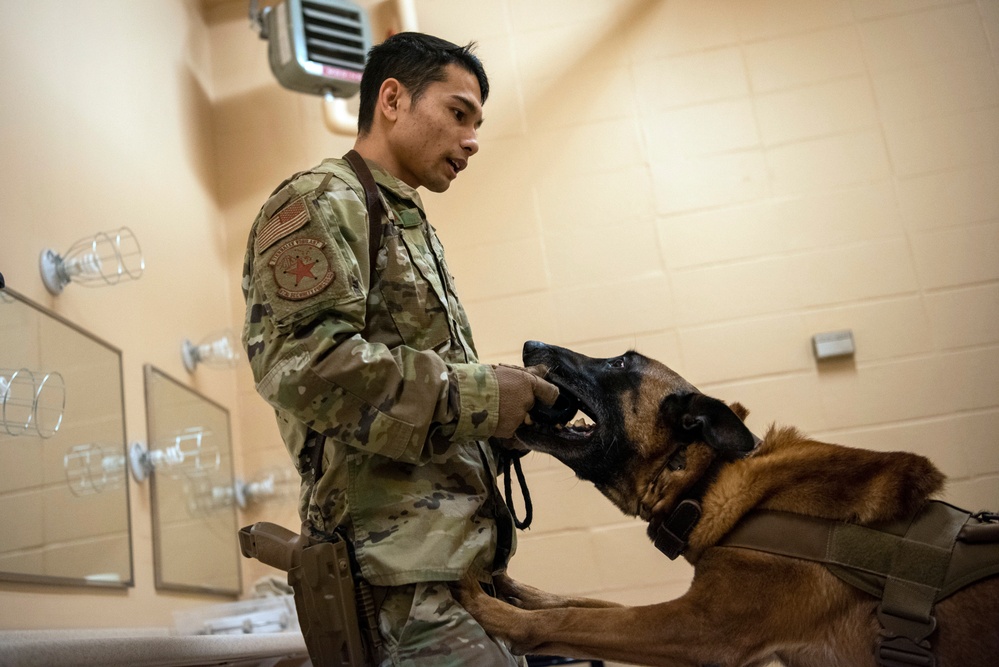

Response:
(377, 226), (450, 351)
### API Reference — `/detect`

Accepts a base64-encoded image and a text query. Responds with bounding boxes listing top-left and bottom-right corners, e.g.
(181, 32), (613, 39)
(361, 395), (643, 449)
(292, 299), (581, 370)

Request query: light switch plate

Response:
(812, 330), (855, 360)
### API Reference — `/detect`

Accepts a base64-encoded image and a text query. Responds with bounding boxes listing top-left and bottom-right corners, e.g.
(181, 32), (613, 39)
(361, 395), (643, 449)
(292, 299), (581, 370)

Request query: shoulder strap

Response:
(342, 150), (385, 286)
(297, 153), (385, 483)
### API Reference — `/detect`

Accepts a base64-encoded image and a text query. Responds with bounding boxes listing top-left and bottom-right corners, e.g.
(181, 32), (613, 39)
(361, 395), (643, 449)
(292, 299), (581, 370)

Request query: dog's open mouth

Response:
(525, 384), (599, 441)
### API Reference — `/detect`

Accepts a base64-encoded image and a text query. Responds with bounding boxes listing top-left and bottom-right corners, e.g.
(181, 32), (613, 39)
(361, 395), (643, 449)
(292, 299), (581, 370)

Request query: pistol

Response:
(239, 522), (371, 666)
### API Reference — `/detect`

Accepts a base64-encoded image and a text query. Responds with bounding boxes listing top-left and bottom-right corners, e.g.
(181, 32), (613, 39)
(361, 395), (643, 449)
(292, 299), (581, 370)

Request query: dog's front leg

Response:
(494, 573), (623, 610)
(463, 592), (756, 666)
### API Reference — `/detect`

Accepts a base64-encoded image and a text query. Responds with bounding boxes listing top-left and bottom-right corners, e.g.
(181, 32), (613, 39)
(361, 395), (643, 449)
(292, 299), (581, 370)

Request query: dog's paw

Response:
(452, 574), (533, 653)
(451, 573), (487, 609)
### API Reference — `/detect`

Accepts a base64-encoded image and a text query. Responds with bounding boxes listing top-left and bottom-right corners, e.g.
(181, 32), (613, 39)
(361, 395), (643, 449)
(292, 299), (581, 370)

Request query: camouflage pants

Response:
(376, 581), (526, 667)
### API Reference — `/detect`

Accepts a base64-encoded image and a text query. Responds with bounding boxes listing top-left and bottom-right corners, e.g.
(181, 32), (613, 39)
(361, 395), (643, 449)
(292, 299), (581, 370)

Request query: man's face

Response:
(388, 64), (484, 193)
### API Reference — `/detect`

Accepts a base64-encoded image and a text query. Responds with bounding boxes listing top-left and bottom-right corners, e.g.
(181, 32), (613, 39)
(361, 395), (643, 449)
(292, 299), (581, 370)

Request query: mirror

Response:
(0, 287), (133, 587)
(144, 365), (241, 595)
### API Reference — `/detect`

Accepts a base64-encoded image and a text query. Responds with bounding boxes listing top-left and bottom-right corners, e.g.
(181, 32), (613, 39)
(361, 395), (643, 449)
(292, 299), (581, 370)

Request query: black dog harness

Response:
(652, 500), (999, 667)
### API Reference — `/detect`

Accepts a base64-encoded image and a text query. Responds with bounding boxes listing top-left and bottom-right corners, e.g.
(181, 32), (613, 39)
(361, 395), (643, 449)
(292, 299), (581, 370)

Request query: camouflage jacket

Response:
(241, 156), (516, 586)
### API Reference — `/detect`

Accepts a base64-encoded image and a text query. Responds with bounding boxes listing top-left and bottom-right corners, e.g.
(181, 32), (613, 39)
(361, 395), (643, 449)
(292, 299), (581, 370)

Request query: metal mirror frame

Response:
(0, 286), (134, 589)
(143, 365), (241, 596)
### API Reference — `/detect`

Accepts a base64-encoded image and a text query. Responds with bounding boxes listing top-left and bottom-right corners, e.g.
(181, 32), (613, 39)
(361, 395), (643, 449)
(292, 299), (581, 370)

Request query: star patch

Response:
(268, 238), (335, 300)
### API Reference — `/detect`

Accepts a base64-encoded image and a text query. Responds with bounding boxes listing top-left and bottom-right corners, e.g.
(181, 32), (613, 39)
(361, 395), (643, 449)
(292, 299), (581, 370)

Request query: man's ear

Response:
(378, 78), (404, 121)
(666, 393), (756, 456)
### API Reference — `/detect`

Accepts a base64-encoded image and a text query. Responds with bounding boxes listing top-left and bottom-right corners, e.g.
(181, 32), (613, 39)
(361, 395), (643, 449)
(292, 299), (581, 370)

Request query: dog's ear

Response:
(728, 401), (750, 421)
(668, 394), (756, 456)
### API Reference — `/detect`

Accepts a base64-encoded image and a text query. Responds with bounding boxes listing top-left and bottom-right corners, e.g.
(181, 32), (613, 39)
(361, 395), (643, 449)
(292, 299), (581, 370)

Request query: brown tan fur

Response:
(456, 343), (999, 667)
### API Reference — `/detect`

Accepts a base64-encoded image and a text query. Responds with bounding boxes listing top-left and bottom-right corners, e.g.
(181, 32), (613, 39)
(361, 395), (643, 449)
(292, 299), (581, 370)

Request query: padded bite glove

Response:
(492, 364), (560, 439)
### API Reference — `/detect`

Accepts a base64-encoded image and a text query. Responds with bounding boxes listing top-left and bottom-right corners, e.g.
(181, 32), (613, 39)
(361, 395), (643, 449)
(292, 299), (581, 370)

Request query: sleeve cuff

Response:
(451, 363), (500, 441)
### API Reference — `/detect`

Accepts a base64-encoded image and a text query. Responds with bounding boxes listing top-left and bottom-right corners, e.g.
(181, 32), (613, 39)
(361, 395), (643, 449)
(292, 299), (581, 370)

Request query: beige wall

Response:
(1, 0), (997, 650)
(0, 0), (240, 628)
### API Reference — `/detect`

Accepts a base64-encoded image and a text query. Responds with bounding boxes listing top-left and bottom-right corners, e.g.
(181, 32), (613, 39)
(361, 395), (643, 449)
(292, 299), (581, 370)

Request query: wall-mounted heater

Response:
(251, 0), (372, 99)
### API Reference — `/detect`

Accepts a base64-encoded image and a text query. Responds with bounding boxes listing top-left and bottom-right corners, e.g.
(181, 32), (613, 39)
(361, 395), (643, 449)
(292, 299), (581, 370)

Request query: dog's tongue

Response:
(529, 389), (579, 426)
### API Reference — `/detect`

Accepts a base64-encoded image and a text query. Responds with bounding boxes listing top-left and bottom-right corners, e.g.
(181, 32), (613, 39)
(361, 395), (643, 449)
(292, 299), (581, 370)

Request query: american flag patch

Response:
(255, 198), (310, 253)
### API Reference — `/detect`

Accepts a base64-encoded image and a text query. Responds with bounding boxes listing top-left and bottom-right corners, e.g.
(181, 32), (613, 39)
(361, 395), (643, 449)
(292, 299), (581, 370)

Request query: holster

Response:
(238, 522), (376, 666)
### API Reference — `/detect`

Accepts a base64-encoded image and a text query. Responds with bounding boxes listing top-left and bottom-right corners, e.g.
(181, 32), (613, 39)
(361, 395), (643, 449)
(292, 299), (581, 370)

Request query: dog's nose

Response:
(523, 340), (546, 356)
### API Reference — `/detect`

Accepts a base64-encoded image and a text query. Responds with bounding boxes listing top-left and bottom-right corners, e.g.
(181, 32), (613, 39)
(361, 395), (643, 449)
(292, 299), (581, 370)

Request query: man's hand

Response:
(491, 364), (559, 439)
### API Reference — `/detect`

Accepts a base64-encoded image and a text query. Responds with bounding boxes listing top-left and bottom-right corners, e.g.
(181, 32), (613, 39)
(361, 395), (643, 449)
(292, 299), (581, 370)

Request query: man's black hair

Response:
(357, 32), (489, 135)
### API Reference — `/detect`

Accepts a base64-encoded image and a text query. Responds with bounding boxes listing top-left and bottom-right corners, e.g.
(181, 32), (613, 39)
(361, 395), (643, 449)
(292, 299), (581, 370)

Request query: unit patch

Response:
(268, 237), (335, 300)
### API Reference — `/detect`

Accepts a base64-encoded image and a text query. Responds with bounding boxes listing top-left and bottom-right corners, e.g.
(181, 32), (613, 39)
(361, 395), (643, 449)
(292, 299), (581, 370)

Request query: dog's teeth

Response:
(524, 414), (534, 426)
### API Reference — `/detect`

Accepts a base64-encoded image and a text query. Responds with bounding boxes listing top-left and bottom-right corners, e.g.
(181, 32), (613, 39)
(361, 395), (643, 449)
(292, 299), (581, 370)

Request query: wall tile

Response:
(704, 373), (828, 437)
(767, 129), (892, 195)
(447, 236), (549, 300)
(942, 474), (999, 512)
(523, 469), (631, 534)
(545, 223), (661, 289)
(871, 57), (999, 124)
(825, 409), (999, 481)
(600, 579), (695, 607)
(800, 296), (935, 363)
(416, 0), (511, 40)
(553, 274), (674, 343)
(680, 314), (812, 385)
(885, 108), (999, 177)
(644, 99), (760, 158)
(789, 237), (919, 307)
(507, 530), (603, 595)
(508, 0), (624, 33)
(859, 4), (991, 72)
(651, 150), (770, 215)
(514, 20), (631, 84)
(470, 39), (526, 141)
(924, 284), (999, 350)
(734, 0), (854, 41)
(773, 182), (905, 249)
(658, 201), (777, 270)
(634, 48), (749, 113)
(744, 26), (866, 93)
(523, 66), (636, 132)
(850, 0), (968, 21)
(427, 135), (541, 250)
(755, 77), (879, 145)
(591, 523), (695, 590)
(671, 256), (799, 326)
(535, 166), (655, 236)
(910, 222), (999, 289)
(530, 118), (645, 177)
(818, 347), (999, 429)
(461, 292), (561, 359)
(896, 161), (999, 231)
(628, 0), (740, 59)
(658, 182), (906, 273)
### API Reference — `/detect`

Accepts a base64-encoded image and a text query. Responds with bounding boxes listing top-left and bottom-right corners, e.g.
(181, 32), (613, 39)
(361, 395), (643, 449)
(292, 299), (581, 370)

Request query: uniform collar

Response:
(330, 156), (426, 213)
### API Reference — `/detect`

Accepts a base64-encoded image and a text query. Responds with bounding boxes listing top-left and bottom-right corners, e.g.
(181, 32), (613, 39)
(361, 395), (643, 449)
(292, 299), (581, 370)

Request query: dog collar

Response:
(649, 499), (702, 560)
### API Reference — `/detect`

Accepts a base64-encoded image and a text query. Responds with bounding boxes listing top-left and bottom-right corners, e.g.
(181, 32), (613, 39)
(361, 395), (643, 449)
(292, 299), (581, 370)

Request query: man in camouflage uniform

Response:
(241, 33), (558, 665)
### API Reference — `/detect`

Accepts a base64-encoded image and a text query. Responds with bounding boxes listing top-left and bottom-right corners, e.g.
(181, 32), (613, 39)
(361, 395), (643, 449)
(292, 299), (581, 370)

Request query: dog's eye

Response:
(608, 357), (626, 369)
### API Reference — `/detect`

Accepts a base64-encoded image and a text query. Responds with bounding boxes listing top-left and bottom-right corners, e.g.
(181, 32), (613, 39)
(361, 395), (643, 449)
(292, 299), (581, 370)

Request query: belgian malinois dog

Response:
(457, 341), (999, 667)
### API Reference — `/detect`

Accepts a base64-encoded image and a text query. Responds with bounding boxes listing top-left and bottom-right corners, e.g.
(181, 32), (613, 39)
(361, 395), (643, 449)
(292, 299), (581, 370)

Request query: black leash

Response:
(499, 449), (533, 530)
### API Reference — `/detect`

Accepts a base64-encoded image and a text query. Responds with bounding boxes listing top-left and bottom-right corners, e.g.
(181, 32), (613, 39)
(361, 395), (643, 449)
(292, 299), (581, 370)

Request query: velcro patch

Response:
(256, 197), (311, 253)
(268, 238), (335, 301)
